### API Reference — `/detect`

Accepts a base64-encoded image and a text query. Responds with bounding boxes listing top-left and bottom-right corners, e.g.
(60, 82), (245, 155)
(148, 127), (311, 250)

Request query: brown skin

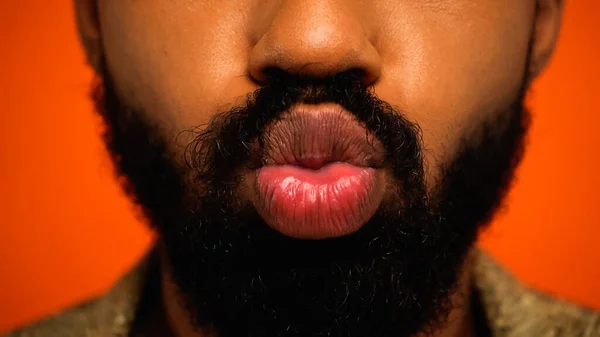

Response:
(75, 1), (563, 336)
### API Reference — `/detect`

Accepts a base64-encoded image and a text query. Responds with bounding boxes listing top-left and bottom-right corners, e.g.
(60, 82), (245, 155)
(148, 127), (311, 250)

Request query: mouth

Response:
(246, 103), (387, 240)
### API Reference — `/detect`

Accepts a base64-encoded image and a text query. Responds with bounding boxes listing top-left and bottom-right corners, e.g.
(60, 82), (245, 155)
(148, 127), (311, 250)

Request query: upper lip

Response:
(259, 103), (386, 170)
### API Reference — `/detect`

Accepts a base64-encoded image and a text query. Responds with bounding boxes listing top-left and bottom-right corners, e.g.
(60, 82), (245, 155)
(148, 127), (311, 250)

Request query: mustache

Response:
(185, 69), (426, 191)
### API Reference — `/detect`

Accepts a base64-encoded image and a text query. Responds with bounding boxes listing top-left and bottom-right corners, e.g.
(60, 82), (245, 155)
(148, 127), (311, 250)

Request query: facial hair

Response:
(95, 55), (530, 336)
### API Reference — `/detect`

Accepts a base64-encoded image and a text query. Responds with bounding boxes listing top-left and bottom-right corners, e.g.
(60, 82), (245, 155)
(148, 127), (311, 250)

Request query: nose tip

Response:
(248, 2), (381, 85)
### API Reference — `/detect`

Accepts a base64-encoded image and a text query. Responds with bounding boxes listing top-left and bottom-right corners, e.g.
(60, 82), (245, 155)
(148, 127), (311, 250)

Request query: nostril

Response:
(263, 66), (292, 84)
(346, 68), (377, 86)
(257, 66), (371, 87)
(248, 66), (295, 86)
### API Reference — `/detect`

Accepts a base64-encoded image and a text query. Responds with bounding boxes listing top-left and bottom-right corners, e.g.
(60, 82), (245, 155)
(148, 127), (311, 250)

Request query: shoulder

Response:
(520, 291), (600, 336)
(4, 296), (129, 337)
(474, 251), (600, 337)
(4, 255), (151, 337)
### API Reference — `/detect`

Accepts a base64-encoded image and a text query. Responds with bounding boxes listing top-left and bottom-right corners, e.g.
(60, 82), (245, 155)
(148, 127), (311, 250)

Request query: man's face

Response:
(81, 1), (560, 336)
(100, 0), (533, 168)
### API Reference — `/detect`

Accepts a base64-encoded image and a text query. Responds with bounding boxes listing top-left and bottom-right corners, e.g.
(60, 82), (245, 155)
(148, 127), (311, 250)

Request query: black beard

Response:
(95, 62), (529, 336)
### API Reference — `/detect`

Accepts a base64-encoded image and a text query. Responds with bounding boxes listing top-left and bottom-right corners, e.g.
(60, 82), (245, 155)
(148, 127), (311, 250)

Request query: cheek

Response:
(98, 0), (533, 189)
(372, 2), (533, 186)
(98, 0), (256, 133)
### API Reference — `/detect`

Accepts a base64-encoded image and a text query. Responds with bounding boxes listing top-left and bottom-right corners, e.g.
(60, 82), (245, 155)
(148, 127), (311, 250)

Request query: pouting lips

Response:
(248, 103), (388, 240)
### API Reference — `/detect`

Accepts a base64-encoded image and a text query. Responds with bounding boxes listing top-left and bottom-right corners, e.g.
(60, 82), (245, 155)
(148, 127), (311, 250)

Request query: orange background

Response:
(0, 1), (599, 334)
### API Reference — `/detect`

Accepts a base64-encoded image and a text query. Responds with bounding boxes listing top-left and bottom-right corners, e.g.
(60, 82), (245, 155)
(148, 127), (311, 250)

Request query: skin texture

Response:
(74, 1), (563, 336)
(75, 0), (562, 187)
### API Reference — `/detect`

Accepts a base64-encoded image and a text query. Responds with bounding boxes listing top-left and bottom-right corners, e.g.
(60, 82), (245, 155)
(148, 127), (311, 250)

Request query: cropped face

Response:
(100, 1), (534, 169)
(76, 1), (562, 336)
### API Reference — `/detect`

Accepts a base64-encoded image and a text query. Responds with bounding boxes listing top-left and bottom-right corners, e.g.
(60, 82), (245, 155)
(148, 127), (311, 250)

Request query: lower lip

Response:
(254, 163), (384, 239)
